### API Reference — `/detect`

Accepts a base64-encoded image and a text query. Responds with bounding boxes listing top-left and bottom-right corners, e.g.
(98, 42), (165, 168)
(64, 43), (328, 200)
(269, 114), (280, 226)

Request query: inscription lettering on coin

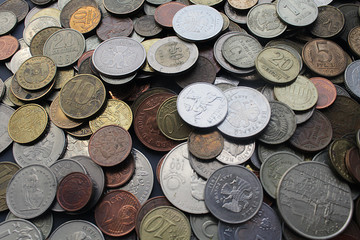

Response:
(70, 6), (101, 34)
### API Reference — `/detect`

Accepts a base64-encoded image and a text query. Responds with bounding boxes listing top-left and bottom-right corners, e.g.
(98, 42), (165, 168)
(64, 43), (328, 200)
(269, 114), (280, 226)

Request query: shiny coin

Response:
(0, 103), (15, 153)
(0, 162), (19, 212)
(172, 5), (223, 42)
(49, 220), (104, 240)
(277, 0), (318, 27)
(217, 87), (271, 138)
(188, 130), (224, 160)
(69, 6), (101, 34)
(8, 104), (48, 144)
(30, 26), (61, 56)
(216, 138), (255, 165)
(0, 11), (17, 35)
(310, 5), (345, 38)
(0, 35), (18, 61)
(7, 164), (57, 219)
(154, 1), (186, 28)
(134, 15), (162, 37)
(0, 0), (29, 22)
(23, 16), (60, 46)
(96, 15), (133, 41)
(103, 0), (144, 15)
(147, 36), (198, 75)
(49, 96), (82, 129)
(92, 37), (146, 77)
(59, 74), (106, 119)
(44, 28), (85, 67)
(205, 165), (263, 224)
(344, 60), (360, 100)
(0, 219), (42, 239)
(310, 77), (337, 109)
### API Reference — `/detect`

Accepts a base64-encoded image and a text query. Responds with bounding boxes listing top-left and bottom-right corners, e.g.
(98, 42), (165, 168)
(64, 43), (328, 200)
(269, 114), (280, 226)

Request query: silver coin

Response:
(177, 82), (228, 128)
(217, 87), (271, 138)
(6, 164), (57, 219)
(6, 211), (53, 239)
(344, 60), (360, 100)
(277, 162), (353, 239)
(0, 103), (14, 153)
(85, 35), (101, 52)
(117, 148), (154, 205)
(0, 10), (17, 35)
(257, 142), (304, 163)
(92, 37), (146, 77)
(313, 0), (332, 6)
(294, 106), (315, 124)
(215, 83), (237, 91)
(224, 1), (247, 24)
(2, 77), (15, 107)
(214, 74), (240, 86)
(147, 36), (198, 75)
(43, 28), (85, 67)
(216, 138), (255, 165)
(23, 16), (60, 46)
(261, 84), (275, 101)
(13, 122), (66, 167)
(24, 6), (42, 27)
(71, 155), (105, 212)
(144, 2), (157, 15)
(100, 72), (137, 85)
(49, 159), (86, 212)
(160, 142), (209, 214)
(0, 78), (4, 100)
(0, 219), (43, 240)
(57, 0), (72, 10)
(260, 151), (302, 198)
(189, 152), (225, 179)
(334, 84), (351, 98)
(173, 5), (223, 42)
(63, 134), (90, 158)
(277, 0), (318, 27)
(312, 149), (331, 166)
(9, 47), (32, 74)
(190, 214), (219, 240)
(272, 43), (304, 71)
(49, 220), (104, 240)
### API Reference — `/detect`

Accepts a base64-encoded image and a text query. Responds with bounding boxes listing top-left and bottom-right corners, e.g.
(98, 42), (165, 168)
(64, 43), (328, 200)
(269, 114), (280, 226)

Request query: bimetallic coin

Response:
(0, 219), (42, 240)
(0, 11), (17, 35)
(23, 16), (60, 46)
(205, 165), (263, 224)
(310, 5), (345, 38)
(103, 0), (144, 15)
(0, 162), (19, 212)
(0, 103), (15, 153)
(49, 220), (104, 240)
(216, 138), (255, 165)
(69, 6), (101, 34)
(6, 164), (57, 219)
(277, 162), (353, 239)
(344, 60), (360, 100)
(277, 0), (318, 27)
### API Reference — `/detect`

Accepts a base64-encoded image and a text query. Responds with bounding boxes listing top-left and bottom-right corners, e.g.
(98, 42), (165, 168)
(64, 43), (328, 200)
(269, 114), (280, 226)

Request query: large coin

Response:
(277, 0), (318, 27)
(277, 162), (353, 239)
(92, 37), (146, 77)
(0, 103), (14, 153)
(217, 87), (271, 138)
(0, 219), (42, 239)
(59, 74), (106, 119)
(205, 165), (263, 224)
(0, 162), (19, 212)
(49, 220), (104, 240)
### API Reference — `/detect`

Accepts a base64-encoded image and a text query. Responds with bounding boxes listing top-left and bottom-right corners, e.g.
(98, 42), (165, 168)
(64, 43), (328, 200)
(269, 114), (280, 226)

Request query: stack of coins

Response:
(0, 0), (360, 239)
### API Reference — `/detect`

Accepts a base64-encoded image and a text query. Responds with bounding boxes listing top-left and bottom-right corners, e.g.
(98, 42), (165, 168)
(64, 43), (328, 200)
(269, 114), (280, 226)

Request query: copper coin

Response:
(309, 77), (337, 109)
(49, 96), (83, 129)
(188, 130), (224, 160)
(133, 92), (178, 152)
(96, 15), (133, 41)
(125, 81), (150, 102)
(156, 154), (166, 183)
(289, 110), (332, 152)
(134, 15), (162, 37)
(198, 44), (221, 73)
(302, 39), (347, 77)
(89, 125), (132, 167)
(56, 172), (93, 212)
(77, 50), (94, 69)
(0, 35), (19, 61)
(104, 153), (135, 188)
(95, 190), (140, 237)
(321, 96), (360, 139)
(345, 147), (360, 183)
(135, 196), (172, 235)
(154, 1), (186, 28)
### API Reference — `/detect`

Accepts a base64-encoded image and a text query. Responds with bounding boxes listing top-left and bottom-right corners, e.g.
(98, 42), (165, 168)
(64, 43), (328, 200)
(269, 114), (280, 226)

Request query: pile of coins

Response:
(0, 0), (360, 239)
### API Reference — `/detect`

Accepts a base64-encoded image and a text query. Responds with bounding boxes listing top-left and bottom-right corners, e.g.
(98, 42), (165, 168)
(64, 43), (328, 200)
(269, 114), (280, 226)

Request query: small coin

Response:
(309, 77), (337, 109)
(329, 139), (356, 183)
(216, 138), (255, 165)
(154, 2), (186, 28)
(189, 153), (225, 179)
(104, 153), (135, 188)
(29, 7), (61, 23)
(188, 130), (224, 160)
(0, 0), (29, 22)
(49, 220), (104, 240)
(0, 35), (18, 61)
(2, 77), (15, 107)
(277, 0), (318, 27)
(224, 2), (247, 25)
(9, 47), (32, 74)
(0, 162), (19, 212)
(310, 5), (345, 38)
(345, 147), (360, 183)
(69, 6), (101, 34)
(0, 219), (42, 239)
(103, 0), (144, 15)
(134, 15), (162, 37)
(344, 60), (360, 100)
(30, 26), (61, 56)
(0, 11), (17, 35)
(96, 15), (133, 41)
(23, 16), (61, 46)
(60, 0), (98, 28)
(144, 2), (157, 15)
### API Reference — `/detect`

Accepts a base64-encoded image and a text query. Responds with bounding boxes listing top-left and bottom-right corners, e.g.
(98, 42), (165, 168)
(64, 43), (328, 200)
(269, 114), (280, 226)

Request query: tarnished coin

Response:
(357, 129), (360, 149)
(224, 1), (247, 25)
(259, 101), (297, 144)
(309, 5), (345, 38)
(0, 219), (42, 239)
(188, 130), (224, 160)
(0, 0), (29, 22)
(338, 4), (360, 43)
(53, 67), (74, 90)
(0, 162), (19, 212)
(228, 0), (257, 10)
(8, 104), (48, 144)
(274, 75), (318, 111)
(172, 5), (223, 42)
(260, 152), (302, 198)
(85, 35), (101, 52)
(154, 1), (186, 28)
(0, 103), (15, 153)
(0, 35), (18, 61)
(247, 3), (287, 38)
(9, 47), (31, 74)
(147, 36), (198, 75)
(217, 87), (271, 138)
(216, 138), (255, 165)
(309, 77), (337, 109)
(140, 206), (191, 240)
(103, 0), (144, 15)
(69, 6), (101, 34)
(104, 153), (135, 188)
(59, 74), (106, 119)
(92, 37), (146, 77)
(189, 153), (225, 179)
(49, 220), (104, 240)
(95, 190), (140, 237)
(277, 162), (352, 239)
(49, 96), (82, 129)
(30, 27), (61, 56)
(257, 142), (304, 163)
(44, 28), (85, 67)
(277, 0), (318, 27)
(0, 11), (17, 35)
(255, 47), (300, 85)
(345, 147), (360, 183)
(23, 16), (60, 46)
(190, 214), (218, 240)
(205, 165), (263, 224)
(60, 0), (98, 28)
(344, 60), (360, 100)
(134, 15), (162, 37)
(348, 26), (360, 58)
(96, 15), (133, 41)
(329, 139), (356, 183)
(6, 164), (57, 219)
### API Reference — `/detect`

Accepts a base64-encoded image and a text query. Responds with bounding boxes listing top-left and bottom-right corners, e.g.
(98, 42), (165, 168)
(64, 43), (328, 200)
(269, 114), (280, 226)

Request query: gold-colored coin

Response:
(89, 99), (132, 133)
(16, 56), (57, 91)
(49, 96), (83, 129)
(141, 38), (160, 72)
(30, 8), (61, 24)
(274, 75), (318, 111)
(228, 0), (257, 10)
(8, 103), (48, 144)
(59, 74), (106, 120)
(189, 0), (223, 6)
(329, 139), (356, 183)
(53, 67), (75, 90)
(156, 96), (192, 141)
(0, 162), (20, 212)
(66, 123), (92, 138)
(220, 12), (230, 32)
(30, 26), (61, 56)
(69, 6), (101, 34)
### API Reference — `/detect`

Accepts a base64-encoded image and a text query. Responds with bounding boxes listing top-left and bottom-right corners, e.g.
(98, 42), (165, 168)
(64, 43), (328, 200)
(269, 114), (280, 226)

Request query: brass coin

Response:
(30, 26), (61, 56)
(89, 99), (133, 133)
(16, 56), (56, 91)
(59, 74), (106, 120)
(141, 38), (160, 72)
(53, 67), (74, 90)
(348, 26), (360, 58)
(329, 139), (356, 183)
(156, 96), (192, 141)
(228, 0), (257, 10)
(0, 162), (20, 212)
(49, 96), (83, 129)
(69, 6), (101, 34)
(66, 123), (92, 138)
(60, 0), (98, 28)
(8, 103), (48, 144)
(309, 5), (345, 38)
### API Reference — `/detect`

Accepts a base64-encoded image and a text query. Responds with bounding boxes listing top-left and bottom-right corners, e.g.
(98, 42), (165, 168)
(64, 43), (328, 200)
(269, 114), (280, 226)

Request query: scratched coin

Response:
(276, 0), (318, 27)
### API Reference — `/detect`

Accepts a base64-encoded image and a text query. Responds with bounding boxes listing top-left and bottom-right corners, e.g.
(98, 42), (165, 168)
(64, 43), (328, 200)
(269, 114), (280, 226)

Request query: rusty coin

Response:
(345, 147), (360, 183)
(188, 130), (224, 160)
(0, 35), (18, 61)
(96, 15), (133, 41)
(95, 190), (140, 237)
(309, 77), (337, 109)
(56, 172), (93, 212)
(154, 1), (186, 28)
(104, 153), (135, 188)
(89, 125), (132, 167)
(49, 96), (83, 130)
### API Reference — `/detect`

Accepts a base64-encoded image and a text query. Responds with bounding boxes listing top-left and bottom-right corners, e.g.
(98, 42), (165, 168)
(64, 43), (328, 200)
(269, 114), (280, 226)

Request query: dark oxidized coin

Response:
(309, 5), (345, 38)
(11, 75), (54, 102)
(0, 0), (29, 22)
(96, 15), (133, 41)
(338, 4), (360, 43)
(329, 139), (356, 183)
(334, 85), (351, 98)
(134, 15), (162, 37)
(346, 147), (360, 184)
(104, 153), (135, 188)
(30, 27), (61, 56)
(188, 130), (224, 160)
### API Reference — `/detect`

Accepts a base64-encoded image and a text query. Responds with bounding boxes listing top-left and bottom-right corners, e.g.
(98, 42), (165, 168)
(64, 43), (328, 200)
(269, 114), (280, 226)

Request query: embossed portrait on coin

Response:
(22, 168), (44, 210)
(220, 177), (253, 213)
(227, 100), (260, 128)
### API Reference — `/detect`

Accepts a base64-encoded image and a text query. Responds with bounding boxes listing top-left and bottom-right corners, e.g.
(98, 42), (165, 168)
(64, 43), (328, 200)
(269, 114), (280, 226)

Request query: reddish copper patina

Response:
(0, 35), (19, 61)
(154, 2), (186, 28)
(104, 153), (135, 188)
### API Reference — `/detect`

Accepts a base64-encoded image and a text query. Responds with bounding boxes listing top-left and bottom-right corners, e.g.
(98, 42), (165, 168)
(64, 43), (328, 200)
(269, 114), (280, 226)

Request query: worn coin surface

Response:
(69, 6), (101, 34)
(154, 1), (186, 28)
(11, 75), (54, 102)
(0, 35), (18, 61)
(134, 15), (162, 37)
(348, 26), (360, 58)
(29, 7), (61, 23)
(224, 1), (247, 25)
(23, 16), (60, 46)
(277, 0), (318, 26)
(103, 0), (144, 15)
(216, 138), (255, 165)
(49, 96), (82, 129)
(0, 103), (14, 153)
(30, 26), (61, 56)
(49, 220), (104, 240)
(188, 130), (224, 160)
(228, 0), (257, 10)
(96, 15), (133, 41)
(345, 147), (360, 184)
(257, 142), (304, 163)
(344, 60), (360, 100)
(60, 0), (98, 28)
(0, 0), (29, 22)
(338, 4), (360, 43)
(0, 162), (19, 212)
(104, 153), (135, 188)
(310, 5), (345, 38)
(0, 219), (42, 239)
(0, 11), (17, 35)
(190, 214), (218, 240)
(189, 153), (225, 179)
(9, 47), (31, 74)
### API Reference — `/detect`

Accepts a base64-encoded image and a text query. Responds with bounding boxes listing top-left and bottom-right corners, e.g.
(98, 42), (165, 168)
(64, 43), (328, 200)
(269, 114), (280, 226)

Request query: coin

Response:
(189, 153), (225, 179)
(103, 0), (144, 15)
(49, 220), (104, 240)
(0, 35), (18, 61)
(228, 0), (257, 10)
(69, 6), (101, 34)
(190, 214), (218, 240)
(60, 0), (98, 28)
(310, 5), (345, 38)
(0, 0), (29, 22)
(217, 87), (271, 138)
(49, 96), (82, 129)
(154, 1), (186, 28)
(335, 84), (351, 98)
(23, 16), (60, 46)
(2, 77), (15, 107)
(344, 60), (360, 100)
(173, 5), (223, 42)
(198, 44), (221, 74)
(309, 77), (337, 109)
(147, 0), (171, 5)
(338, 4), (360, 43)
(134, 15), (162, 37)
(205, 165), (263, 224)
(0, 11), (17, 35)
(9, 47), (31, 74)
(0, 162), (19, 212)
(329, 139), (356, 183)
(188, 130), (224, 160)
(349, 26), (360, 59)
(0, 103), (15, 153)
(104, 153), (135, 188)
(140, 38), (160, 73)
(277, 162), (352, 239)
(95, 190), (140, 237)
(44, 28), (85, 67)
(29, 7), (61, 23)
(224, 1), (247, 25)
(0, 219), (42, 239)
(345, 147), (360, 183)
(29, 27), (61, 56)
(96, 15), (133, 41)
(59, 74), (106, 119)
(257, 142), (305, 163)
(277, 0), (318, 27)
